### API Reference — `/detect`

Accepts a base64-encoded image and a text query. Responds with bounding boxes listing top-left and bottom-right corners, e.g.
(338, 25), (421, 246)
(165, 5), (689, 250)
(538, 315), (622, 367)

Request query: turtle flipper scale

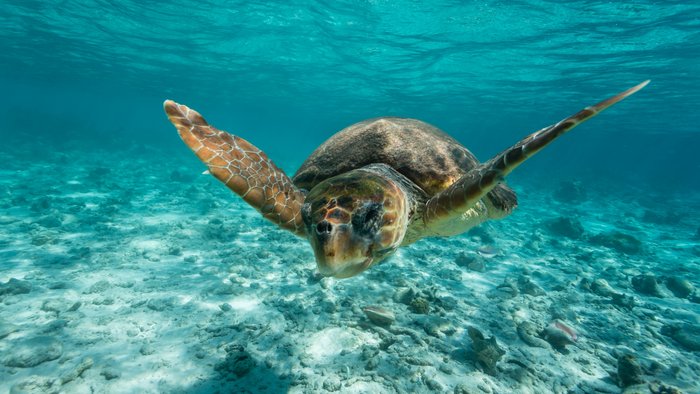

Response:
(424, 80), (650, 225)
(164, 100), (306, 236)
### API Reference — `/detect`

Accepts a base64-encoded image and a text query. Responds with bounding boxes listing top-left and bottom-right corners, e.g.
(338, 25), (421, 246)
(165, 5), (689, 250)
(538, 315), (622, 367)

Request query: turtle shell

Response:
(293, 117), (517, 215)
(294, 117), (494, 192)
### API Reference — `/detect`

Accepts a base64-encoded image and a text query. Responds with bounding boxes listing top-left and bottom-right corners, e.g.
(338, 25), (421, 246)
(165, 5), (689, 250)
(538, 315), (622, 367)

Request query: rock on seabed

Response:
(3, 337), (63, 368)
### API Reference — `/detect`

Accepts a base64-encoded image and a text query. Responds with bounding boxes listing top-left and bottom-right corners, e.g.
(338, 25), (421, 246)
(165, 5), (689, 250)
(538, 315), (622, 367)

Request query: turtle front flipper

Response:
(424, 80), (650, 229)
(164, 100), (306, 236)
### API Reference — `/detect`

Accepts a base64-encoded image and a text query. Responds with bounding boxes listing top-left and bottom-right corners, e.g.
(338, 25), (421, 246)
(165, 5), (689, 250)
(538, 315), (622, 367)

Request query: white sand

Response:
(0, 147), (698, 393)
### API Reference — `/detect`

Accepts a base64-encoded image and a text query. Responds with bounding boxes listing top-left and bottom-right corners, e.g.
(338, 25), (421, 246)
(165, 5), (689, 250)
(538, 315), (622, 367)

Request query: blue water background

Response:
(1, 1), (699, 190)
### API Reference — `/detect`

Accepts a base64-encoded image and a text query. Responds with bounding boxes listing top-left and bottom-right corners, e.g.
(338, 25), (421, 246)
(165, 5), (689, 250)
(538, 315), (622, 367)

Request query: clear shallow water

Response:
(1, 1), (699, 393)
(2, 1), (700, 167)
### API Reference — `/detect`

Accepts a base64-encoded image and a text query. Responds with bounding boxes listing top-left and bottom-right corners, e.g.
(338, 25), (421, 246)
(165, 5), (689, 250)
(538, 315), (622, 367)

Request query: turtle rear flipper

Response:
(424, 80), (650, 225)
(164, 100), (306, 236)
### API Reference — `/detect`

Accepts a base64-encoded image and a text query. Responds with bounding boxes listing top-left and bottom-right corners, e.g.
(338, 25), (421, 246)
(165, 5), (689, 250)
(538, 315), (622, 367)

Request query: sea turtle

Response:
(164, 81), (648, 278)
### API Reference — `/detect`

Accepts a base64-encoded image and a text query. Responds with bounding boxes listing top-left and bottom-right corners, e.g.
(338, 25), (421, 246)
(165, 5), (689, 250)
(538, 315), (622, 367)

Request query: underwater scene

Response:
(1, 1), (699, 393)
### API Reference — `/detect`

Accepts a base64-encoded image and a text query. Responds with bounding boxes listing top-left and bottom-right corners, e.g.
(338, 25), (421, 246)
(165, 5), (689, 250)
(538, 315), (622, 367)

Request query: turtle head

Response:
(302, 169), (409, 278)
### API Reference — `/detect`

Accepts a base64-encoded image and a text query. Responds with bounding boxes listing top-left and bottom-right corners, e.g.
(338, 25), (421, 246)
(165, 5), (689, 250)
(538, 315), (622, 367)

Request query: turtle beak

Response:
(317, 255), (373, 279)
(310, 221), (374, 278)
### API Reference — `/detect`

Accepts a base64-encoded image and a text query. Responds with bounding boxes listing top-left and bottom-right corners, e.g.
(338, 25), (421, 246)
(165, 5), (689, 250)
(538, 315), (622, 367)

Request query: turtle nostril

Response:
(316, 221), (332, 234)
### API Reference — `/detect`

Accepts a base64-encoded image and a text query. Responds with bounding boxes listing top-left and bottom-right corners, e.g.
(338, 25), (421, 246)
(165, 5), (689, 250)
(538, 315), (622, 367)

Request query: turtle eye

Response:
(364, 206), (381, 224)
(316, 220), (332, 234)
(352, 203), (382, 234)
(301, 203), (312, 227)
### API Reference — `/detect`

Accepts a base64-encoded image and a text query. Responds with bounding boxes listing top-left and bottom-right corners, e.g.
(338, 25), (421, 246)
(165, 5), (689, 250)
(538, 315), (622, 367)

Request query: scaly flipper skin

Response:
(163, 100), (306, 235)
(424, 80), (650, 225)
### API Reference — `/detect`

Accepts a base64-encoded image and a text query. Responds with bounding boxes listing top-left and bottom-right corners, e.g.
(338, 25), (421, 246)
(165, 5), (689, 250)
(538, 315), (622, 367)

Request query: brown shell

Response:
(293, 117), (481, 197)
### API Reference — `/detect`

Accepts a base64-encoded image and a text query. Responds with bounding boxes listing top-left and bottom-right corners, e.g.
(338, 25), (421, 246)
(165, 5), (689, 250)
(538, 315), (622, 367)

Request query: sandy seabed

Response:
(0, 146), (698, 393)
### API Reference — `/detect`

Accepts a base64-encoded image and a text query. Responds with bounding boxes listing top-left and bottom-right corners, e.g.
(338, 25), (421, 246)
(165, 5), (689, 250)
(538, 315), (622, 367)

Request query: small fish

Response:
(478, 245), (498, 258)
(362, 306), (395, 326)
(552, 319), (578, 342)
(202, 170), (210, 175)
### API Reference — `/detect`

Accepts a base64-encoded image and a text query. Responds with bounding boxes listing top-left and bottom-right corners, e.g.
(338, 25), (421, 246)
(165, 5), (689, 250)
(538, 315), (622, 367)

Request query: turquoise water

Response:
(2, 1), (699, 175)
(1, 1), (699, 393)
